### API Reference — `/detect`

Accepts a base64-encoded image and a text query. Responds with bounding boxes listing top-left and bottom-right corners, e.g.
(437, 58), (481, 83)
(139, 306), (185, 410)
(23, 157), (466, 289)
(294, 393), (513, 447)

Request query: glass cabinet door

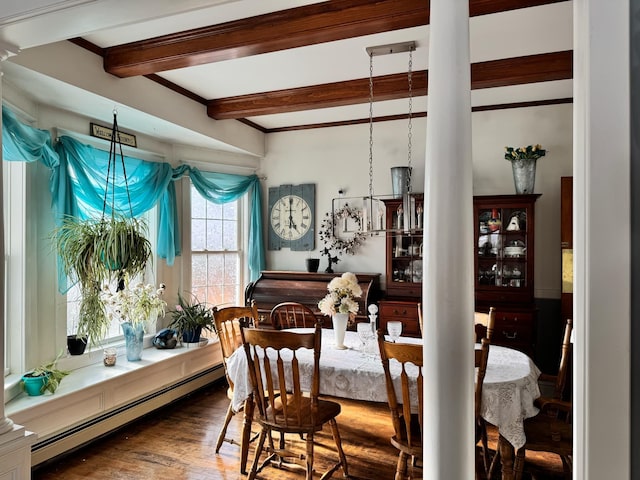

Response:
(477, 207), (528, 288)
(384, 196), (423, 298)
(474, 194), (539, 305)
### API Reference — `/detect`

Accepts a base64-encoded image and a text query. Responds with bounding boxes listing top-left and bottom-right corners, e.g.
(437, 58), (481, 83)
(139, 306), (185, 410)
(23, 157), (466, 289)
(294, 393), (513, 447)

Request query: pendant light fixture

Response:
(331, 40), (420, 237)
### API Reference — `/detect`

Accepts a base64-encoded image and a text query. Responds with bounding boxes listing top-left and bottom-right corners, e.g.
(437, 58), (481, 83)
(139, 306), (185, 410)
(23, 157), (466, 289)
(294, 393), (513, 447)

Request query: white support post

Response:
(422, 0), (474, 478)
(0, 42), (37, 479)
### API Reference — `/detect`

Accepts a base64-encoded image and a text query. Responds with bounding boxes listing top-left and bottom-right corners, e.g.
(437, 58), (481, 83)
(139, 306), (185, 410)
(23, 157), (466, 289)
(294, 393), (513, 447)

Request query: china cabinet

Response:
(474, 194), (540, 355)
(379, 195), (423, 337)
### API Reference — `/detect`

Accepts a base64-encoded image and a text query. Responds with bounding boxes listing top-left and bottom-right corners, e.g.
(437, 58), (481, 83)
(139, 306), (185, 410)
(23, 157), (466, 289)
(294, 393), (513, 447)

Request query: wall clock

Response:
(268, 183), (315, 251)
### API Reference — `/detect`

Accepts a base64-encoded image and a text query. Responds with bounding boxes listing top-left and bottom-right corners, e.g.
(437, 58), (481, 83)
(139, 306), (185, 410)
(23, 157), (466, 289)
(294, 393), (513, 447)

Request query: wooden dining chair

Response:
(241, 322), (349, 480)
(212, 301), (259, 475)
(474, 306), (495, 342)
(377, 329), (423, 480)
(475, 337), (491, 479)
(489, 319), (573, 480)
(270, 302), (318, 329)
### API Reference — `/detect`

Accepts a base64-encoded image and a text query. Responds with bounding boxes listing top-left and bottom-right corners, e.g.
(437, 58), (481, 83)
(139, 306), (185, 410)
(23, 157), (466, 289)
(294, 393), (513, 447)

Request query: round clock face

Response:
(270, 194), (311, 241)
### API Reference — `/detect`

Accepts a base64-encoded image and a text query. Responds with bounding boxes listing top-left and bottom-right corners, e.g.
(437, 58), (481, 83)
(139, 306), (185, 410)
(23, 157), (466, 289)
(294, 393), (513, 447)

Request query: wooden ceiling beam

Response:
(104, 0), (427, 77)
(103, 0), (567, 78)
(207, 51), (572, 119)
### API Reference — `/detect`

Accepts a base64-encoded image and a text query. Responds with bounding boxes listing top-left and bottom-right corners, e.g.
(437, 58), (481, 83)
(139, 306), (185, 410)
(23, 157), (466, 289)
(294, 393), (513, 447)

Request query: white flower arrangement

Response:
(504, 144), (546, 161)
(101, 278), (166, 329)
(318, 272), (363, 316)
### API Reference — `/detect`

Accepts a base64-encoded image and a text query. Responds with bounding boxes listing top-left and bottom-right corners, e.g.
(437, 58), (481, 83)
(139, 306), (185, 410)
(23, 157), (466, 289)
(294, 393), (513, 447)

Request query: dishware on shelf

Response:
(387, 321), (403, 343)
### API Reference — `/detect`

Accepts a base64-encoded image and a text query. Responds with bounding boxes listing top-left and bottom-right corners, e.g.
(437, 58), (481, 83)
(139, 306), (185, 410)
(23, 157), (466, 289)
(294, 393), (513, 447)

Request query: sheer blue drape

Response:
(2, 107), (58, 167)
(54, 136), (179, 292)
(2, 105), (265, 290)
(187, 167), (265, 281)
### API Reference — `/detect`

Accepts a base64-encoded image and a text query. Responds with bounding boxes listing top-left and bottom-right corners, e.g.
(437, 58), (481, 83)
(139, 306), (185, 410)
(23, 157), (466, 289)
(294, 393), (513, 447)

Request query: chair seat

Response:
(263, 398), (342, 433)
(521, 415), (572, 456)
(390, 413), (422, 455)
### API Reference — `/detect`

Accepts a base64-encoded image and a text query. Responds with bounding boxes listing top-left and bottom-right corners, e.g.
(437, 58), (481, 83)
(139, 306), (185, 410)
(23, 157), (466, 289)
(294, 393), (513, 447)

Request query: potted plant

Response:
(168, 292), (215, 344)
(21, 352), (69, 396)
(101, 278), (166, 361)
(53, 214), (152, 344)
(66, 334), (88, 356)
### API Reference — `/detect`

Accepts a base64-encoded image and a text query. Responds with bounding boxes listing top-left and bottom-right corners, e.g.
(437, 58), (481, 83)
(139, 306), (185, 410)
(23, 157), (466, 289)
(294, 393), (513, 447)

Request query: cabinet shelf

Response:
(474, 194), (540, 356)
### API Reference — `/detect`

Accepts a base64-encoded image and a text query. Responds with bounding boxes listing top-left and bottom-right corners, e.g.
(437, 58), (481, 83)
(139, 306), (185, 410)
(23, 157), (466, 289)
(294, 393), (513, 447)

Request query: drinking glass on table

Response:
(387, 321), (403, 343)
(357, 322), (373, 354)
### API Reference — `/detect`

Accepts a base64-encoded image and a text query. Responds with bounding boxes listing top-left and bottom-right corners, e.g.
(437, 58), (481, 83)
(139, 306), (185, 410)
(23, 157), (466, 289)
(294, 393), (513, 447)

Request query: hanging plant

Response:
(54, 215), (152, 342)
(52, 111), (152, 345)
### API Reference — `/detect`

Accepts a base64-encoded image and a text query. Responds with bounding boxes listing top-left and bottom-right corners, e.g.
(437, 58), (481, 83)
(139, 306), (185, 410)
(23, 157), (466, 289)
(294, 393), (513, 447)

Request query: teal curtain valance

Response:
(188, 167), (265, 280)
(2, 105), (265, 290)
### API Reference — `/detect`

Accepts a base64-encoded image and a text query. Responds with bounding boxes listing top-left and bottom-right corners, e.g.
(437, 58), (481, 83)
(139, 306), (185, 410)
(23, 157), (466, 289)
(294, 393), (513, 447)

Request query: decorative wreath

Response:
(318, 204), (367, 256)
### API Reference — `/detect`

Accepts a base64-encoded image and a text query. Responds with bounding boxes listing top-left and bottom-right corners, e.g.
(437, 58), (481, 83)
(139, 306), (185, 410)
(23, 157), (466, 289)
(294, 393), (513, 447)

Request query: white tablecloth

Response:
(225, 328), (540, 450)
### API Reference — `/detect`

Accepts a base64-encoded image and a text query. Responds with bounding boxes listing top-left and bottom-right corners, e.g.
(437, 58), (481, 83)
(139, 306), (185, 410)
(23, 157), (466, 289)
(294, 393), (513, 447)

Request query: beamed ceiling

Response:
(1, 0), (573, 147)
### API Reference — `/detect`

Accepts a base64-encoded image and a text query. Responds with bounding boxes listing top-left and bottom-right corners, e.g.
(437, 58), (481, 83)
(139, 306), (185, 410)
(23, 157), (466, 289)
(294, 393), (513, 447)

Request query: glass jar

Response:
(103, 348), (117, 367)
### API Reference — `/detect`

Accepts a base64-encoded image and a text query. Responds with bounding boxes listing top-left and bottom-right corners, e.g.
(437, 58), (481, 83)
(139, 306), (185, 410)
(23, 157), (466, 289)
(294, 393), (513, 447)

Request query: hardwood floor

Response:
(32, 380), (565, 479)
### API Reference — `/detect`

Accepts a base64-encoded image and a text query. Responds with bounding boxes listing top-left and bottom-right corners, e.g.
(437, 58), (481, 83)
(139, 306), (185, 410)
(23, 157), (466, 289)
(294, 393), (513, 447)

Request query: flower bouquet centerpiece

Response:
(504, 144), (546, 194)
(168, 292), (216, 345)
(318, 272), (362, 349)
(101, 278), (166, 361)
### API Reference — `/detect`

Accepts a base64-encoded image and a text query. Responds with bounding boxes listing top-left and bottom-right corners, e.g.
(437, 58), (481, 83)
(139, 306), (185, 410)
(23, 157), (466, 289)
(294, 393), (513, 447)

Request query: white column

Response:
(573, 1), (630, 479)
(0, 44), (15, 437)
(0, 42), (37, 479)
(422, 1), (474, 479)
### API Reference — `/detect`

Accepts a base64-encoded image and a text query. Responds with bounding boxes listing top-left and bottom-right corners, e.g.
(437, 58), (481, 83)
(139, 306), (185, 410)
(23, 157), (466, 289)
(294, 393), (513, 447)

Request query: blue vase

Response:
(22, 374), (48, 396)
(122, 321), (144, 361)
(182, 326), (202, 343)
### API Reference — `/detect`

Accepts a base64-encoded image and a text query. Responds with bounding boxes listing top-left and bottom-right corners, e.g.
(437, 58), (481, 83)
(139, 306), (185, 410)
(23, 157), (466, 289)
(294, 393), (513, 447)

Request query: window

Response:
(190, 184), (242, 306)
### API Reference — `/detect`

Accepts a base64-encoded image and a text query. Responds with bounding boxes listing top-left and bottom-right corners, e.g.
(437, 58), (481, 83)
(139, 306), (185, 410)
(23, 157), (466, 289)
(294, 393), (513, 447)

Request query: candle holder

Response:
(103, 348), (117, 367)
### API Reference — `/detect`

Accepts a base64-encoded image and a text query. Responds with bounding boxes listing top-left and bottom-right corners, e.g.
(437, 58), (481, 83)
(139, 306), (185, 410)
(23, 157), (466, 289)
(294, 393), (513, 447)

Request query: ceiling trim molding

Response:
(102, 0), (567, 78)
(264, 97), (573, 133)
(207, 51), (572, 120)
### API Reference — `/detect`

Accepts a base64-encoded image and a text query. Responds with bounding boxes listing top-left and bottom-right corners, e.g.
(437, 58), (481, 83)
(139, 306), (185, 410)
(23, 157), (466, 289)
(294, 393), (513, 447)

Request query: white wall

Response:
(264, 103), (573, 297)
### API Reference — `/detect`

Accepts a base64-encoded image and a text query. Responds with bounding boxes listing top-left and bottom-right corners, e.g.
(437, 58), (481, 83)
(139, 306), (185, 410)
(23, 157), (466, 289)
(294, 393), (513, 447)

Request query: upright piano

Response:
(245, 270), (382, 327)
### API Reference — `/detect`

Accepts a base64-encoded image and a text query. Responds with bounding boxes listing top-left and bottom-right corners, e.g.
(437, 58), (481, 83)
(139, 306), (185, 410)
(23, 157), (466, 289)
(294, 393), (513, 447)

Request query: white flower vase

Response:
(332, 313), (349, 350)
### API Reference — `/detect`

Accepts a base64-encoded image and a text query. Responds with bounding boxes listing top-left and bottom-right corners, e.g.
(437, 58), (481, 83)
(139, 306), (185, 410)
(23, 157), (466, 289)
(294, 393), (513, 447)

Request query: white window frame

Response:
(184, 179), (248, 308)
(4, 161), (26, 377)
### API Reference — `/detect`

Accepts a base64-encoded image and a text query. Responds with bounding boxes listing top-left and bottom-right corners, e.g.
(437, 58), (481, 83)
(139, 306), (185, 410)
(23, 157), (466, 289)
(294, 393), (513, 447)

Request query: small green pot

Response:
(22, 373), (48, 396)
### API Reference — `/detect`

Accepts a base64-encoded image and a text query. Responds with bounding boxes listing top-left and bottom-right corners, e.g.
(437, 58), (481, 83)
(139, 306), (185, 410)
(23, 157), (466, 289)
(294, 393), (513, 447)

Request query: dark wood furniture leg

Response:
(498, 434), (515, 480)
(240, 397), (254, 474)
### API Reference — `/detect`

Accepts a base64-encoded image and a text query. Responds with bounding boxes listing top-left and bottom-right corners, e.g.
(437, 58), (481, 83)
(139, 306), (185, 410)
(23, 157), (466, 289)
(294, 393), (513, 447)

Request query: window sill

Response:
(5, 340), (223, 463)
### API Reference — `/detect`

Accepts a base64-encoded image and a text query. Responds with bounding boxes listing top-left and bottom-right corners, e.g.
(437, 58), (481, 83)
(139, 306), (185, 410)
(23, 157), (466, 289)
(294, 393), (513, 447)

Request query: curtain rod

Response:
(178, 158), (265, 179)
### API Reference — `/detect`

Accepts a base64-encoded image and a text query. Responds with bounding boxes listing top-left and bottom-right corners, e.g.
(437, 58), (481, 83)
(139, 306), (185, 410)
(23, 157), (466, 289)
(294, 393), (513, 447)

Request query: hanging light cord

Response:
(102, 111), (134, 220)
(368, 52), (375, 199)
(406, 48), (413, 195)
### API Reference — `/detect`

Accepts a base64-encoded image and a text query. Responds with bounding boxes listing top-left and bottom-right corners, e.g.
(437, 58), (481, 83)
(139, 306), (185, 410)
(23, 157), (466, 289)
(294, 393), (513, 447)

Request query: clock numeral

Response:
(301, 222), (308, 229)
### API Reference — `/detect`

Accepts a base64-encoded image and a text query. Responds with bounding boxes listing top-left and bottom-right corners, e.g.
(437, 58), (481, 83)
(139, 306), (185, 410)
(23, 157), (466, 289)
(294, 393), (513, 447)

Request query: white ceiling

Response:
(0, 0), (573, 153)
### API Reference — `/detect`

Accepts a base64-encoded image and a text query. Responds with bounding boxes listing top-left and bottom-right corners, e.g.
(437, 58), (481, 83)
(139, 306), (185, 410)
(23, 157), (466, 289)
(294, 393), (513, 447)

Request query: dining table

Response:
(226, 327), (541, 480)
